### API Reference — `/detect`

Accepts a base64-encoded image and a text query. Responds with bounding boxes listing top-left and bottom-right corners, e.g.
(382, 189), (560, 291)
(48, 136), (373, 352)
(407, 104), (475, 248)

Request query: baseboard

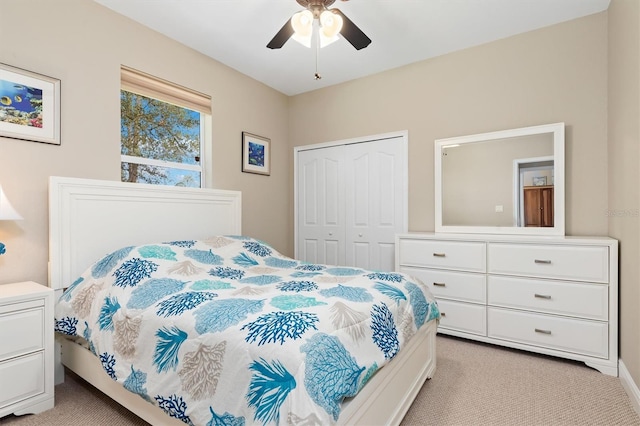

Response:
(619, 359), (640, 417)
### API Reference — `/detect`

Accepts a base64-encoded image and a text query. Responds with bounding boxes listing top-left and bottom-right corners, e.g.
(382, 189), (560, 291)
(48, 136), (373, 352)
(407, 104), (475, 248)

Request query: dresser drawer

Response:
(488, 276), (608, 320)
(398, 239), (486, 272)
(487, 308), (608, 358)
(0, 301), (45, 360)
(436, 299), (486, 336)
(401, 267), (486, 303)
(0, 351), (45, 409)
(488, 243), (609, 283)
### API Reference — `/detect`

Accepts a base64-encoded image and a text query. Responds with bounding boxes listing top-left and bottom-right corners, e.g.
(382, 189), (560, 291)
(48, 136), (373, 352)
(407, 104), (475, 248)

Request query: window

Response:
(120, 67), (212, 187)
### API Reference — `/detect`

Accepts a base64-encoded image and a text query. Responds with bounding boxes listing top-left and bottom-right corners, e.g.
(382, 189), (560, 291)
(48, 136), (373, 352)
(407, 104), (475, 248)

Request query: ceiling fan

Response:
(267, 0), (372, 50)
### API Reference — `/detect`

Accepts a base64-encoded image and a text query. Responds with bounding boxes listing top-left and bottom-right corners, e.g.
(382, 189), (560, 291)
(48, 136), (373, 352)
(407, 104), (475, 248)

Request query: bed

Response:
(48, 176), (439, 426)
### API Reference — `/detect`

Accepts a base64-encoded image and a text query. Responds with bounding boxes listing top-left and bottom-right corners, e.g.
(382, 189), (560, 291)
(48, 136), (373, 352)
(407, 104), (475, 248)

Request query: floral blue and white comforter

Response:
(55, 236), (439, 426)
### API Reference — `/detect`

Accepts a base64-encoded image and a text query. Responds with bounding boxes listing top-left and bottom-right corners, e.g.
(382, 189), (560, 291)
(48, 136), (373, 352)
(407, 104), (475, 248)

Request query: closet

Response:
(294, 132), (407, 272)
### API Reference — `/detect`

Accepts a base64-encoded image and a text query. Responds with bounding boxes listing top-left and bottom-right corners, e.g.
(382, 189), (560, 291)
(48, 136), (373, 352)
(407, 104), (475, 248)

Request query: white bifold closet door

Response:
(296, 135), (406, 271)
(297, 144), (346, 266)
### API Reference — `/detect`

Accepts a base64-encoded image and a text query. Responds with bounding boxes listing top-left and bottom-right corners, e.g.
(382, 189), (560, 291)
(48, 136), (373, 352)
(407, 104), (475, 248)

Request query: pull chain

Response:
(314, 29), (322, 80)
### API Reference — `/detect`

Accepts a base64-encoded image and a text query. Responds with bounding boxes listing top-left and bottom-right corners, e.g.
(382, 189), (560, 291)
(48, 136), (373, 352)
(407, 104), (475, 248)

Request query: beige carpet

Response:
(2, 335), (639, 425)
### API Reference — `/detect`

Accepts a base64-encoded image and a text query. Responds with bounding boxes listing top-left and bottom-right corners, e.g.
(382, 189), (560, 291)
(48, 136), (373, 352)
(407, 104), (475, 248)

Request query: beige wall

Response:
(608, 0), (640, 387)
(289, 12), (609, 238)
(0, 0), (292, 285)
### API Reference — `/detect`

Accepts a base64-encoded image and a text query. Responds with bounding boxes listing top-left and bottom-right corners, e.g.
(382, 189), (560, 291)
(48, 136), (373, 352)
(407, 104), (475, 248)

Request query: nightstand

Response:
(0, 281), (54, 417)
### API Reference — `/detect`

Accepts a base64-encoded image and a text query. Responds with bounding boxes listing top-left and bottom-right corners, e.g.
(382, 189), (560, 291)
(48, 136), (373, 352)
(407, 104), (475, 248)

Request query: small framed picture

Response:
(532, 176), (547, 186)
(242, 132), (270, 176)
(0, 63), (61, 145)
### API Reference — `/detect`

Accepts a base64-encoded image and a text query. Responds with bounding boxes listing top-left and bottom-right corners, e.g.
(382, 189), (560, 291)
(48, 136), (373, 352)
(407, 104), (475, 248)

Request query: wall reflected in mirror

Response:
(442, 133), (553, 227)
(435, 122), (564, 236)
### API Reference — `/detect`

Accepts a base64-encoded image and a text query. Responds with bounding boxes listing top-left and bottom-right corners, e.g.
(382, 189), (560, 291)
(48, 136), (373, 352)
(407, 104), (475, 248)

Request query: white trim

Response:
(619, 359), (640, 417)
(202, 114), (213, 187)
(121, 155), (202, 172)
(293, 130), (409, 260)
(295, 130), (409, 152)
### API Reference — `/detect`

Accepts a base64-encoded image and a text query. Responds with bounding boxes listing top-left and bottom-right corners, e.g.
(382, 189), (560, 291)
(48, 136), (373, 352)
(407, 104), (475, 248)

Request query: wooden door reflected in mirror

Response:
(523, 186), (554, 227)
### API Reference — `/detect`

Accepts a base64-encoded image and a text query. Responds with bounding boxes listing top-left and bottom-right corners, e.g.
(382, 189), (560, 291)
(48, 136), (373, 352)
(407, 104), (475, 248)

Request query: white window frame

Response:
(120, 66), (212, 188)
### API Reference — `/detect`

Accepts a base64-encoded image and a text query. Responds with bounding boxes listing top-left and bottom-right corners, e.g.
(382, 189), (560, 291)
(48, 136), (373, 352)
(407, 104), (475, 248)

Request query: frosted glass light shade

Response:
(320, 10), (343, 38)
(291, 10), (313, 48)
(319, 10), (342, 47)
(0, 185), (23, 220)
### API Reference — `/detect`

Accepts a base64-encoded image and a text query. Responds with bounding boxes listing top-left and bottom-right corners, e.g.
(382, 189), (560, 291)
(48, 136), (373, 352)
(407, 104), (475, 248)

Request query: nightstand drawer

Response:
(0, 351), (45, 409)
(0, 301), (45, 360)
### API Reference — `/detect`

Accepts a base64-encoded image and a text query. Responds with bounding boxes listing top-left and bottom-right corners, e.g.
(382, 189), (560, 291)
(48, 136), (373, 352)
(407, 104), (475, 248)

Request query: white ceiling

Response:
(95, 0), (611, 96)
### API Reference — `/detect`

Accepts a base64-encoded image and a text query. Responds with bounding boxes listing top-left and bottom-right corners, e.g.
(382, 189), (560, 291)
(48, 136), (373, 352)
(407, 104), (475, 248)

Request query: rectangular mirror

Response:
(435, 122), (565, 235)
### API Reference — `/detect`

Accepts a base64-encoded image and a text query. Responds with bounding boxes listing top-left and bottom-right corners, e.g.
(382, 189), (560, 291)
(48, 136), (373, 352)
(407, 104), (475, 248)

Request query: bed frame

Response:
(48, 176), (436, 426)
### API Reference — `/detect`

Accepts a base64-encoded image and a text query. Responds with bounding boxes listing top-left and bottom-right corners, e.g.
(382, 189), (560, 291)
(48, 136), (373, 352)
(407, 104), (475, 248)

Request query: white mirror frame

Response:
(435, 122), (565, 236)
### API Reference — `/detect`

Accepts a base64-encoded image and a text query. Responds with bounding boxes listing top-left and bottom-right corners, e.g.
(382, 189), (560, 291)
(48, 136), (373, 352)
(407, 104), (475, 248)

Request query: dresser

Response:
(395, 233), (618, 376)
(0, 281), (55, 417)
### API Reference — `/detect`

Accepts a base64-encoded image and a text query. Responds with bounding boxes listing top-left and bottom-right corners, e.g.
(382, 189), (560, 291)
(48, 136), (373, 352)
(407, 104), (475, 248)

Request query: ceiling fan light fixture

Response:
(291, 10), (313, 47)
(319, 31), (340, 48)
(319, 10), (342, 47)
(320, 10), (343, 38)
(267, 1), (371, 51)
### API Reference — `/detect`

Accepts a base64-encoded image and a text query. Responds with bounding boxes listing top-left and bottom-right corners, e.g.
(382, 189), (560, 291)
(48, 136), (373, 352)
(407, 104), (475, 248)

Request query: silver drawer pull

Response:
(433, 282), (446, 287)
(535, 328), (552, 335)
(534, 294), (552, 299)
(433, 252), (446, 257)
(534, 259), (552, 264)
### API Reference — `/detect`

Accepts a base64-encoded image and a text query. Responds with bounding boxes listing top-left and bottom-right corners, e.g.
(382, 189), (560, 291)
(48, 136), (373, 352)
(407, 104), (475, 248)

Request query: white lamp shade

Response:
(291, 10), (313, 48)
(319, 32), (340, 47)
(320, 10), (343, 38)
(319, 10), (342, 47)
(0, 185), (23, 220)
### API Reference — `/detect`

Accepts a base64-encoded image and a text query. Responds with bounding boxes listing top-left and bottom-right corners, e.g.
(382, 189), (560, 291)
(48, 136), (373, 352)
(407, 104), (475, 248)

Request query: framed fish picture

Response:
(242, 131), (271, 176)
(0, 63), (61, 145)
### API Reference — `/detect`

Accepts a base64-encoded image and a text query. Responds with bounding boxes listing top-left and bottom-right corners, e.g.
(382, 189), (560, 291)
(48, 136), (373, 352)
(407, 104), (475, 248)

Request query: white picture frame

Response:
(0, 63), (61, 145)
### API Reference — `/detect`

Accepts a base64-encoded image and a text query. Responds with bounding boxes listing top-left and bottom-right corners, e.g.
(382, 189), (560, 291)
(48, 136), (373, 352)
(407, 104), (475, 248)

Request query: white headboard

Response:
(48, 176), (242, 290)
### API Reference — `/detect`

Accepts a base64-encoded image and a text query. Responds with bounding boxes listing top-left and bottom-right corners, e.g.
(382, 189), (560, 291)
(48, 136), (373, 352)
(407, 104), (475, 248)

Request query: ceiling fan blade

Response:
(267, 18), (294, 49)
(332, 9), (371, 50)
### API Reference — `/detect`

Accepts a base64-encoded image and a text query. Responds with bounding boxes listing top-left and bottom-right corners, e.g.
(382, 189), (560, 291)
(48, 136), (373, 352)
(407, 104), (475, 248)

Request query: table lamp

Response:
(0, 185), (23, 255)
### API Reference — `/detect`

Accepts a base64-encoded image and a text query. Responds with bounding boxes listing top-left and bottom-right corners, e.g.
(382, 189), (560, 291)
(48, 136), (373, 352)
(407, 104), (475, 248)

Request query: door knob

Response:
(329, 232), (333, 236)
(358, 233), (363, 237)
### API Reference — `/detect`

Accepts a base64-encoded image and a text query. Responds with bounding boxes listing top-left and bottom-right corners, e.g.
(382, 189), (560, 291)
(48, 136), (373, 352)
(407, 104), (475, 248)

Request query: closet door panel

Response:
(324, 158), (341, 227)
(303, 240), (319, 264)
(378, 242), (396, 272)
(352, 153), (370, 226)
(345, 138), (404, 270)
(301, 160), (319, 226)
(324, 240), (341, 266)
(378, 151), (397, 226)
(352, 242), (371, 270)
(297, 146), (346, 265)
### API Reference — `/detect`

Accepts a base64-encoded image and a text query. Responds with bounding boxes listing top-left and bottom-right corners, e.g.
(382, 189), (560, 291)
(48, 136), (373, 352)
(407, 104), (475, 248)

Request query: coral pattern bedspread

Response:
(55, 236), (439, 426)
